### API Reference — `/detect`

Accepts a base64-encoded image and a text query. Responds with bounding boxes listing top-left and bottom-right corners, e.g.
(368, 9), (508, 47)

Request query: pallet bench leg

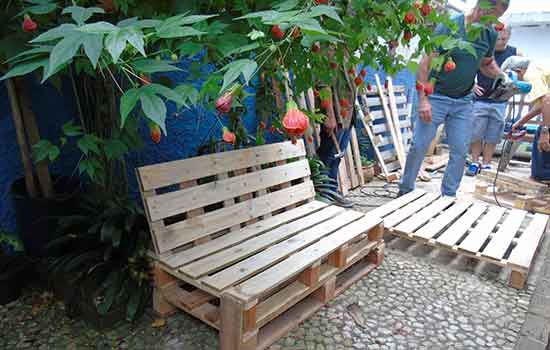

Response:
(152, 263), (178, 318)
(368, 223), (384, 241)
(509, 269), (527, 289)
(220, 293), (258, 350)
(366, 244), (385, 266)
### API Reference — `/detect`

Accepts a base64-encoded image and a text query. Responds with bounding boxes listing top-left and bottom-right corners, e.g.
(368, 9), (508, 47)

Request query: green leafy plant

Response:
(45, 193), (151, 322)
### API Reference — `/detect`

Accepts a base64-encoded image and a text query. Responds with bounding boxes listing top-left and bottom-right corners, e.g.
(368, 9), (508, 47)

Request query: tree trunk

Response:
(14, 77), (54, 198)
(5, 79), (38, 198)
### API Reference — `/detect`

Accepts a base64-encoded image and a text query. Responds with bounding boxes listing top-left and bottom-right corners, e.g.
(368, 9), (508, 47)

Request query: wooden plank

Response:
(138, 140), (306, 191)
(220, 293), (254, 350)
(162, 201), (328, 268)
(413, 201), (473, 240)
(350, 127), (365, 186)
(234, 215), (382, 300)
(201, 210), (364, 291)
(436, 203), (487, 247)
(368, 107), (409, 121)
(374, 75), (406, 170)
(480, 170), (548, 191)
(371, 120), (412, 134)
(357, 103), (390, 178)
(394, 197), (456, 235)
(146, 159), (310, 222)
(156, 181), (316, 253)
(345, 144), (359, 189)
(458, 206), (507, 254)
(386, 77), (407, 167)
(180, 205), (344, 278)
(369, 189), (426, 219)
(482, 209), (528, 260)
(384, 192), (440, 228)
(386, 161), (401, 172)
(508, 214), (549, 269)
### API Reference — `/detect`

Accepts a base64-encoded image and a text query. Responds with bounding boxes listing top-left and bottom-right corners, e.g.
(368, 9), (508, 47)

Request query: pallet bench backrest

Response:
(137, 140), (315, 255)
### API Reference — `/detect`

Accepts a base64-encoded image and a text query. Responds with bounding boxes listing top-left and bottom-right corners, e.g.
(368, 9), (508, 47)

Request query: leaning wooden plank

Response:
(156, 181), (316, 253)
(201, 210), (364, 291)
(394, 196), (456, 235)
(234, 215), (382, 301)
(482, 209), (528, 261)
(508, 214), (550, 269)
(371, 120), (412, 134)
(414, 201), (473, 240)
(386, 77), (407, 164)
(375, 75), (406, 169)
(138, 140), (307, 191)
(344, 144), (359, 189)
(146, 159), (310, 222)
(368, 108), (409, 121)
(436, 203), (487, 247)
(356, 100), (390, 178)
(181, 206), (346, 278)
(384, 192), (440, 228)
(369, 189), (426, 219)
(161, 201), (328, 268)
(480, 170), (548, 191)
(459, 206), (507, 254)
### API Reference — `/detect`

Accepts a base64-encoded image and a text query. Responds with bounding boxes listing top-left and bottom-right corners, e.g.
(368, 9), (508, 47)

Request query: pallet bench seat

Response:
(137, 140), (385, 350)
(371, 189), (549, 289)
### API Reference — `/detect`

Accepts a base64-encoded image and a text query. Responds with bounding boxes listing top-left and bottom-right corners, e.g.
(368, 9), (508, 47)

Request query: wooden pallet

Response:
(474, 183), (550, 215)
(424, 153), (449, 172)
(371, 190), (549, 289)
(138, 140), (384, 350)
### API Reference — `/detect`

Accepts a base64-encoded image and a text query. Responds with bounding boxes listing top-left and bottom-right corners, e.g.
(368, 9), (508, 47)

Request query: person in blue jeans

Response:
(399, 0), (511, 197)
(467, 25), (521, 176)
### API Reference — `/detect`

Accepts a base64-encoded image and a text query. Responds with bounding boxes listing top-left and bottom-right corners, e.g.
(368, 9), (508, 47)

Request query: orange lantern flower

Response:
(282, 101), (309, 144)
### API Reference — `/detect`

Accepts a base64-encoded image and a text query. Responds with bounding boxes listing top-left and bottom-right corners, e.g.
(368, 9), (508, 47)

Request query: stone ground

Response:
(1, 163), (549, 350)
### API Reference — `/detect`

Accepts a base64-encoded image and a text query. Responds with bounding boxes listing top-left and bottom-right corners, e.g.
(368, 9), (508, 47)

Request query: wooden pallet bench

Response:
(137, 140), (385, 350)
(370, 190), (549, 289)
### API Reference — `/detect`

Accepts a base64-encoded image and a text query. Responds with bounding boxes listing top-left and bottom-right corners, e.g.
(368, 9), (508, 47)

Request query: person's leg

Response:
(441, 97), (475, 196)
(317, 125), (338, 180)
(470, 102), (489, 164)
(399, 95), (448, 194)
(481, 103), (506, 166)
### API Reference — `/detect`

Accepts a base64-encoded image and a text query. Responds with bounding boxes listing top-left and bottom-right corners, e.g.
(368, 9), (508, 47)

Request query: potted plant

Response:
(361, 156), (376, 183)
(0, 232), (32, 305)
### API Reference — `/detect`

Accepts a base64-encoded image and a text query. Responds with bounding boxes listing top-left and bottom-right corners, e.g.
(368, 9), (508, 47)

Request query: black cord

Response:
(493, 95), (517, 207)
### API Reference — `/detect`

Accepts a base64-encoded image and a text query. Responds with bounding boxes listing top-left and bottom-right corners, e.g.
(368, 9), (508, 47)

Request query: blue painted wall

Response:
(0, 61), (415, 235)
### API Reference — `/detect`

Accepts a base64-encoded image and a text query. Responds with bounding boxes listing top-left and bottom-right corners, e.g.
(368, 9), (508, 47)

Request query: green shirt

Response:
(431, 14), (498, 98)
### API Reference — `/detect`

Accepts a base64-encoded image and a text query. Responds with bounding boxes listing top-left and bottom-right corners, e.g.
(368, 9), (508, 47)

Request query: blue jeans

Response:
(471, 101), (507, 144)
(400, 93), (474, 196)
(318, 126), (352, 181)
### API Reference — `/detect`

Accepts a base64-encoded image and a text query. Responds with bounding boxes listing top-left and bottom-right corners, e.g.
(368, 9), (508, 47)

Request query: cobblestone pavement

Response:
(0, 180), (547, 350)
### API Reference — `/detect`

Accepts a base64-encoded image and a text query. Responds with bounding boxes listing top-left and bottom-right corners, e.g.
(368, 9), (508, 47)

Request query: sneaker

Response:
(465, 162), (481, 177)
(481, 164), (492, 171)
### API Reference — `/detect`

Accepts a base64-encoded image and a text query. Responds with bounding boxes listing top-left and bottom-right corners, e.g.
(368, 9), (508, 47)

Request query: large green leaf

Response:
(82, 33), (103, 69)
(120, 88), (140, 127)
(176, 42), (203, 57)
(5, 46), (52, 64)
(104, 139), (128, 160)
(178, 14), (217, 26)
(78, 21), (117, 34)
(309, 5), (343, 24)
(140, 92), (167, 134)
(274, 0), (299, 11)
(77, 134), (102, 156)
(100, 219), (117, 243)
(130, 59), (181, 73)
(175, 84), (199, 106)
(125, 28), (145, 57)
(30, 24), (78, 43)
(62, 121), (83, 136)
(105, 29), (128, 63)
(62, 5), (105, 25)
(97, 270), (122, 315)
(289, 16), (326, 34)
(118, 17), (161, 29)
(26, 2), (57, 15)
(220, 59), (258, 93)
(126, 284), (143, 321)
(146, 83), (186, 108)
(236, 10), (279, 21)
(0, 58), (48, 81)
(157, 27), (205, 39)
(32, 139), (58, 162)
(45, 32), (85, 80)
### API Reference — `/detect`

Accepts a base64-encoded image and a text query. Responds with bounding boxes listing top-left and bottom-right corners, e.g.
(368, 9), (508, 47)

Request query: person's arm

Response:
(479, 57), (502, 79)
(512, 103), (543, 130)
(417, 53), (437, 123)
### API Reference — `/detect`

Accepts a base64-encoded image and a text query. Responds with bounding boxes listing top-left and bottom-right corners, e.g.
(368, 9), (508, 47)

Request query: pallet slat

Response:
(413, 201), (473, 240)
(201, 210), (364, 291)
(156, 181), (315, 253)
(394, 196), (456, 235)
(180, 206), (345, 278)
(384, 192), (440, 228)
(508, 214), (550, 269)
(458, 206), (506, 254)
(162, 201), (328, 268)
(482, 209), (527, 260)
(436, 203), (487, 247)
(370, 190), (426, 219)
(234, 215), (382, 300)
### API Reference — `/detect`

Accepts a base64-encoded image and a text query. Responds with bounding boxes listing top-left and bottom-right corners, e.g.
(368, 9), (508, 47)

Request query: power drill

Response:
(488, 70), (532, 102)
